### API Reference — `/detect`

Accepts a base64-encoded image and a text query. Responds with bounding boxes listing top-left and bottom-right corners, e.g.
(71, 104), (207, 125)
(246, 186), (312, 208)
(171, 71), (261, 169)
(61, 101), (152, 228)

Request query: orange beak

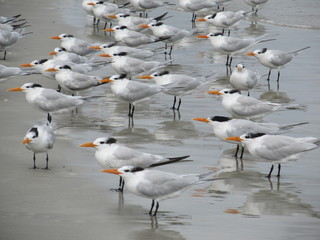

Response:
(87, 2), (94, 5)
(207, 91), (222, 95)
(99, 78), (113, 83)
(7, 87), (23, 92)
(22, 138), (32, 144)
(89, 46), (102, 50)
(100, 169), (121, 175)
(107, 15), (117, 19)
(139, 24), (149, 28)
(225, 136), (242, 142)
(50, 36), (62, 40)
(45, 68), (57, 72)
(193, 118), (210, 123)
(49, 51), (57, 55)
(98, 54), (112, 57)
(197, 35), (209, 39)
(138, 75), (153, 79)
(19, 63), (33, 67)
(196, 18), (206, 22)
(246, 52), (256, 56)
(80, 142), (97, 148)
(103, 28), (115, 32)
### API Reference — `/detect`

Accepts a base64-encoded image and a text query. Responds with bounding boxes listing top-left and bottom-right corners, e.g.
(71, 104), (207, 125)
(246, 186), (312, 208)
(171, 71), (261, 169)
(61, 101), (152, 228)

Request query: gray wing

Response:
(230, 97), (276, 117)
(269, 51), (293, 67)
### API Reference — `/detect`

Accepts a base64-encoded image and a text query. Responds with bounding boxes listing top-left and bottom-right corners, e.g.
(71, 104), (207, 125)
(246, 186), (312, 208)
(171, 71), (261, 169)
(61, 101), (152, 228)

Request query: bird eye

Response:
(224, 91), (228, 94)
(114, 77), (119, 80)
(100, 141), (105, 144)
(124, 169), (129, 172)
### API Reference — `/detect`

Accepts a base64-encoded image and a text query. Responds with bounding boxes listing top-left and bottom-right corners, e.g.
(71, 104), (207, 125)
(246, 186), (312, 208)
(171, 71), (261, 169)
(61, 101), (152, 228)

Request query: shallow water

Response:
(0, 0), (320, 239)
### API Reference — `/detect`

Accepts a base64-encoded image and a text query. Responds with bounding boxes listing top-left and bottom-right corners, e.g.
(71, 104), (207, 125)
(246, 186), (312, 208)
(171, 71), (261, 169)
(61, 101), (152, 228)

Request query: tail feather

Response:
(290, 46), (310, 55)
(148, 155), (190, 168)
(153, 12), (168, 22)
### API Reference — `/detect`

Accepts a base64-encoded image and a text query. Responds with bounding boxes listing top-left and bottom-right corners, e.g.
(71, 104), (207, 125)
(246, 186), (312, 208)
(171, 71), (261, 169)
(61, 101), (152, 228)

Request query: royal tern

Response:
(49, 47), (93, 64)
(197, 33), (272, 66)
(196, 10), (251, 35)
(0, 28), (23, 60)
(229, 64), (259, 95)
(98, 52), (168, 77)
(208, 88), (281, 120)
(139, 22), (193, 55)
(225, 133), (319, 178)
(246, 47), (310, 84)
(129, 0), (163, 16)
(101, 165), (222, 215)
(90, 42), (157, 59)
(80, 137), (190, 191)
(193, 116), (279, 158)
(50, 33), (98, 56)
(7, 83), (102, 121)
(103, 25), (167, 47)
(177, 0), (228, 22)
(87, 1), (130, 28)
(0, 64), (31, 81)
(82, 0), (96, 23)
(107, 12), (168, 32)
(19, 58), (93, 80)
(139, 71), (214, 110)
(99, 74), (166, 117)
(243, 0), (268, 14)
(46, 65), (110, 93)
(22, 121), (55, 169)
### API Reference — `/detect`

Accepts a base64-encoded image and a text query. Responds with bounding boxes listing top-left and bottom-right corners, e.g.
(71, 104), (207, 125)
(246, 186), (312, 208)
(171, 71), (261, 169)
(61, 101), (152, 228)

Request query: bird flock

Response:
(2, 0), (319, 217)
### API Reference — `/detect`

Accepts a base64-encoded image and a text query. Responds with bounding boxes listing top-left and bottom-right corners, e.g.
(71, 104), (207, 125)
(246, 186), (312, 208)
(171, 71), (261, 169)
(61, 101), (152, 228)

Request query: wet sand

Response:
(1, 0), (320, 239)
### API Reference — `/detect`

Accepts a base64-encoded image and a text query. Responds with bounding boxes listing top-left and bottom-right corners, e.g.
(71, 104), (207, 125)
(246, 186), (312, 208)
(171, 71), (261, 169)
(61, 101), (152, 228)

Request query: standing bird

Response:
(80, 137), (190, 191)
(0, 28), (23, 60)
(139, 71), (215, 110)
(193, 116), (280, 158)
(196, 10), (252, 36)
(99, 74), (166, 117)
(246, 47), (310, 88)
(197, 32), (271, 66)
(243, 0), (268, 14)
(101, 165), (222, 215)
(50, 33), (98, 56)
(208, 88), (281, 120)
(139, 22), (193, 56)
(225, 133), (319, 178)
(129, 0), (164, 17)
(22, 121), (55, 169)
(229, 64), (259, 95)
(7, 83), (102, 121)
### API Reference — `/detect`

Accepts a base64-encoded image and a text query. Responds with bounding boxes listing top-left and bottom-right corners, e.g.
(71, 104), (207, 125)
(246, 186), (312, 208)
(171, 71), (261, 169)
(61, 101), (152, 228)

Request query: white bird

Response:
(82, 0), (96, 22)
(103, 25), (166, 47)
(80, 137), (190, 191)
(98, 51), (168, 77)
(138, 70), (214, 110)
(50, 33), (98, 56)
(129, 0), (163, 16)
(22, 121), (55, 170)
(45, 65), (110, 93)
(197, 32), (272, 66)
(229, 63), (259, 95)
(19, 58), (93, 80)
(0, 28), (23, 60)
(246, 47), (310, 85)
(244, 0), (268, 14)
(87, 1), (130, 28)
(89, 42), (157, 59)
(107, 12), (168, 32)
(101, 165), (222, 215)
(7, 83), (102, 121)
(0, 64), (31, 81)
(139, 22), (193, 55)
(99, 74), (166, 117)
(196, 10), (251, 35)
(193, 115), (280, 158)
(225, 133), (319, 178)
(48, 47), (93, 64)
(208, 88), (281, 120)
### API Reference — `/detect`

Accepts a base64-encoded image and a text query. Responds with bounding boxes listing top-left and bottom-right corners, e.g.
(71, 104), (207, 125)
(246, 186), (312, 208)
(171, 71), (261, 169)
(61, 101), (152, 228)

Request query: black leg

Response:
(229, 56), (233, 66)
(228, 30), (230, 36)
(276, 164), (281, 177)
(32, 152), (37, 169)
(277, 70), (280, 91)
(226, 55), (229, 66)
(234, 144), (239, 158)
(266, 164), (274, 178)
(3, 50), (7, 60)
(176, 97), (182, 111)
(267, 69), (271, 81)
(131, 105), (135, 117)
(171, 96), (176, 109)
(169, 46), (173, 56)
(240, 146), (245, 159)
(128, 103), (132, 117)
(47, 113), (52, 123)
(44, 152), (49, 170)
(153, 201), (159, 216)
(149, 199), (155, 215)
